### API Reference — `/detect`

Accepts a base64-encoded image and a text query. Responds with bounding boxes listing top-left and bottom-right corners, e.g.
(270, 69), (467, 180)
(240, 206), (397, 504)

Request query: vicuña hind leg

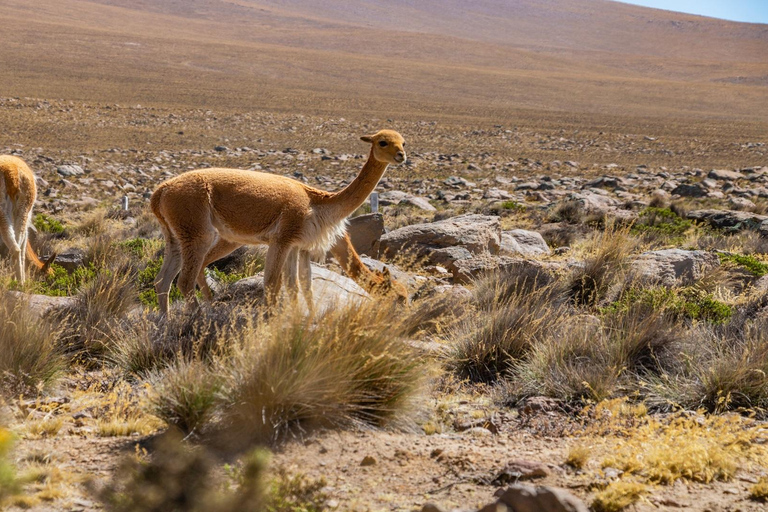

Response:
(195, 239), (241, 301)
(155, 233), (183, 315)
(177, 232), (216, 310)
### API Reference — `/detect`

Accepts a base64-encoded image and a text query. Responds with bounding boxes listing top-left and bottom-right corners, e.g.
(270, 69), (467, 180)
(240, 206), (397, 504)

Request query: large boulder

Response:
(223, 264), (369, 314)
(380, 214), (501, 269)
(4, 291), (77, 318)
(687, 209), (768, 232)
(496, 484), (589, 512)
(631, 249), (719, 286)
(501, 230), (551, 257)
(346, 213), (385, 257)
(708, 169), (744, 181)
(671, 183), (708, 198)
(566, 191), (637, 222)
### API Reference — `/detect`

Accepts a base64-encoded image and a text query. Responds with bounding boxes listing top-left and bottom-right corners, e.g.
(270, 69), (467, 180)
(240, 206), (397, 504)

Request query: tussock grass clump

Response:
(111, 303), (246, 376)
(57, 269), (137, 363)
(0, 297), (62, 397)
(513, 306), (674, 403)
(220, 301), (425, 443)
(569, 224), (636, 307)
(750, 478), (768, 502)
(149, 359), (223, 435)
(96, 432), (328, 512)
(449, 283), (566, 383)
(564, 445), (591, 469)
(592, 481), (648, 512)
(551, 199), (584, 224)
(631, 207), (693, 244)
(0, 429), (19, 503)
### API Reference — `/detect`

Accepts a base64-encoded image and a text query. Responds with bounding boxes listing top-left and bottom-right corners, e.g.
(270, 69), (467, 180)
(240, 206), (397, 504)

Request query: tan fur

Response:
(151, 129), (406, 314)
(0, 155), (54, 283)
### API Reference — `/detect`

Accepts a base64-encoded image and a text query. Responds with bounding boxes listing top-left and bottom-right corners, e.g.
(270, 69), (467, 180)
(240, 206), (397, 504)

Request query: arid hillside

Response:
(1, 0), (767, 124)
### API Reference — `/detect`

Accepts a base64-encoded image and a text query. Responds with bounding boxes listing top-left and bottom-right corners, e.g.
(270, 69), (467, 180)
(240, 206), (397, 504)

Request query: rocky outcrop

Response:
(631, 249), (719, 286)
(501, 230), (551, 257)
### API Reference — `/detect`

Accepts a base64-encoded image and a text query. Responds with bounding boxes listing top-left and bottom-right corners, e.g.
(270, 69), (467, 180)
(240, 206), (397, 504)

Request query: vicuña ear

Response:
(360, 135), (373, 143)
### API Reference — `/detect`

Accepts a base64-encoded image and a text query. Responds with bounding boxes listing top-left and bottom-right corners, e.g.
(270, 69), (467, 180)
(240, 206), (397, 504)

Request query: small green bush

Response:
(29, 264), (98, 297)
(603, 287), (732, 324)
(0, 429), (18, 503)
(631, 207), (693, 243)
(33, 214), (64, 234)
(138, 258), (182, 307)
(719, 253), (768, 277)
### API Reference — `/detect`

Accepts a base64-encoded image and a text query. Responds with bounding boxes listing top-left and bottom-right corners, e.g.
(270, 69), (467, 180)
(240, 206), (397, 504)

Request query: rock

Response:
(688, 209), (768, 232)
(729, 197), (756, 211)
(380, 214), (501, 268)
(452, 256), (555, 285)
(223, 265), (369, 313)
(214, 145), (228, 152)
(379, 191), (436, 211)
(497, 484), (589, 512)
(584, 176), (624, 190)
(347, 213), (384, 257)
(708, 169), (744, 181)
(671, 183), (707, 198)
(631, 249), (719, 286)
(56, 164), (84, 177)
(421, 505), (447, 512)
(492, 461), (550, 484)
(518, 396), (563, 415)
(4, 291), (77, 318)
(484, 188), (513, 200)
(501, 230), (551, 257)
(54, 248), (86, 272)
(478, 503), (510, 512)
(566, 191), (637, 222)
(360, 455), (377, 466)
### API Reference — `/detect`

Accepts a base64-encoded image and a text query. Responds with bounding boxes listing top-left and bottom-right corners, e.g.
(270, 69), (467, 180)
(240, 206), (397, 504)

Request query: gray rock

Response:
(56, 164), (84, 177)
(452, 256), (556, 285)
(55, 248), (86, 272)
(566, 191), (637, 222)
(378, 190), (436, 211)
(4, 291), (77, 318)
(688, 209), (768, 232)
(484, 188), (513, 200)
(671, 183), (707, 198)
(708, 169), (744, 181)
(728, 197), (756, 211)
(380, 214), (501, 266)
(497, 485), (589, 512)
(492, 461), (550, 484)
(224, 265), (369, 314)
(347, 213), (384, 257)
(501, 230), (551, 257)
(632, 249), (719, 286)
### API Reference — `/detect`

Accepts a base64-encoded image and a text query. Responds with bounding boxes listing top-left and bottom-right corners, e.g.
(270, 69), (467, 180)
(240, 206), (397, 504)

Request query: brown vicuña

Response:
(0, 155), (55, 283)
(150, 129), (406, 314)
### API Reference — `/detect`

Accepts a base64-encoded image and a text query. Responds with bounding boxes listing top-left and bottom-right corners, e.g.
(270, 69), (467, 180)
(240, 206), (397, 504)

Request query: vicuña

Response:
(0, 155), (55, 283)
(150, 129), (406, 314)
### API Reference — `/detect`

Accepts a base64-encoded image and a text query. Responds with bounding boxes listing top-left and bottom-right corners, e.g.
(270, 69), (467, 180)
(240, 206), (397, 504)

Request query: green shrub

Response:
(719, 253), (768, 277)
(631, 207), (693, 243)
(29, 264), (98, 297)
(32, 214), (64, 234)
(603, 287), (732, 324)
(0, 428), (19, 503)
(138, 258), (182, 307)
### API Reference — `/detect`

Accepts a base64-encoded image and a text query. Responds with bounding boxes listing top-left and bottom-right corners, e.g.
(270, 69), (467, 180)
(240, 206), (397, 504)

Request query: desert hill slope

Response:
(0, 0), (766, 122)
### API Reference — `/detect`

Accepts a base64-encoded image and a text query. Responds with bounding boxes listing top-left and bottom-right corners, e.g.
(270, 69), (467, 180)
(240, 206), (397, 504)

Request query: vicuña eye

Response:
(378, 141), (388, 147)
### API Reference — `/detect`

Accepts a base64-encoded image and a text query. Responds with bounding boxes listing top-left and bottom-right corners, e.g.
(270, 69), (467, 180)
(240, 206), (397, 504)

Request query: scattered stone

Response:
(671, 183), (707, 198)
(729, 197), (756, 211)
(501, 230), (551, 257)
(360, 455), (377, 467)
(497, 484), (589, 512)
(54, 248), (86, 272)
(56, 164), (84, 177)
(708, 169), (744, 181)
(632, 249), (719, 286)
(492, 461), (550, 484)
(346, 213), (384, 257)
(687, 209), (768, 232)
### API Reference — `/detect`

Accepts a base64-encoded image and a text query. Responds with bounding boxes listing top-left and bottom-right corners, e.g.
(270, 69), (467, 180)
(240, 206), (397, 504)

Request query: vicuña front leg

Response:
(298, 250), (314, 317)
(0, 210), (22, 283)
(264, 243), (290, 310)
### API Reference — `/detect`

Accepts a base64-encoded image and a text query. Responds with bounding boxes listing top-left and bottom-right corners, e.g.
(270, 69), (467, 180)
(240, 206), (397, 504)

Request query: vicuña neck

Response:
(322, 149), (388, 220)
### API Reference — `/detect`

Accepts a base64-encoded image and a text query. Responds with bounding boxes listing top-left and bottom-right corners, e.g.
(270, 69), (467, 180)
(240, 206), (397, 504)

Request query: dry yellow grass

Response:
(592, 481), (648, 512)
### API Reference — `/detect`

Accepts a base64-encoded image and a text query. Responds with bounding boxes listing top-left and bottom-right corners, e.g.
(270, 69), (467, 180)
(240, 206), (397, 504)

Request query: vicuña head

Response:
(151, 129), (406, 314)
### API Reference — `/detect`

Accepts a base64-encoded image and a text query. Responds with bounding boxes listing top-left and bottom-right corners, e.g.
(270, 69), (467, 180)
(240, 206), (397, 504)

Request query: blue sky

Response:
(614, 0), (768, 24)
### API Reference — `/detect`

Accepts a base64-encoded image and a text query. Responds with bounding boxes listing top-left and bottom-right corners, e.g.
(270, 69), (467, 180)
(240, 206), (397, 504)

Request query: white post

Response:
(122, 196), (129, 211)
(370, 192), (379, 213)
